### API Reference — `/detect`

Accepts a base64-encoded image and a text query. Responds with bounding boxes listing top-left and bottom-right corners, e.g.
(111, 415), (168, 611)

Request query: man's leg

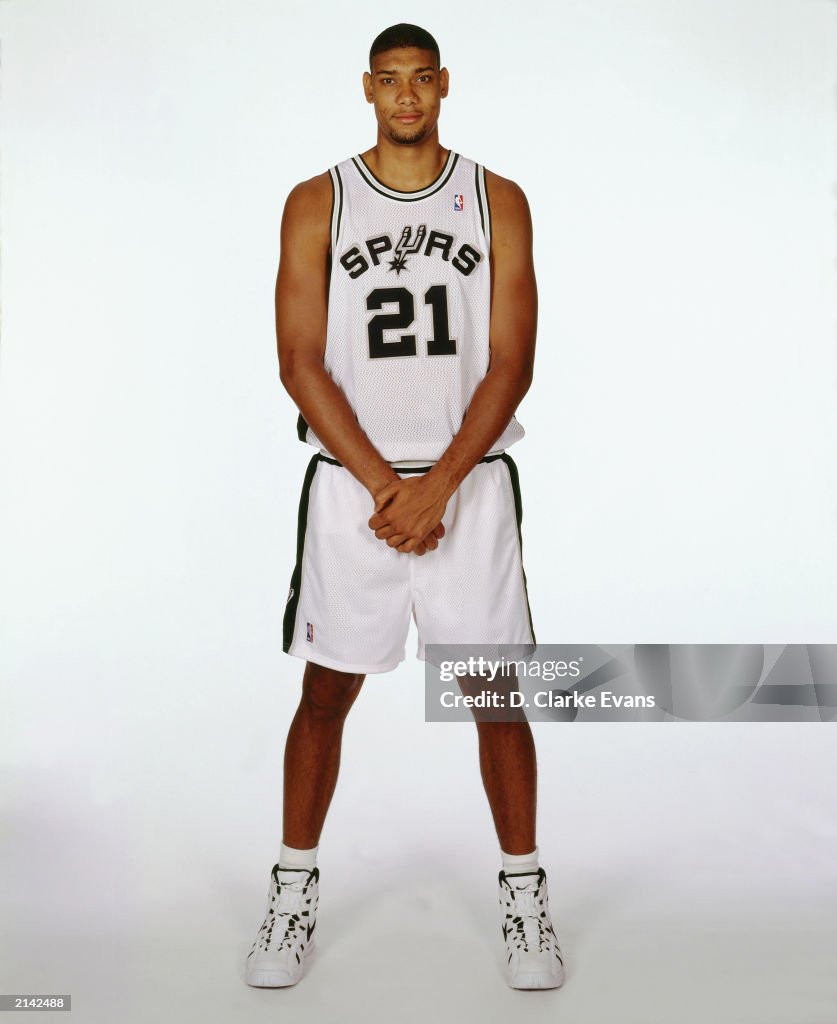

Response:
(282, 660), (365, 847)
(246, 660), (363, 988)
(456, 673), (562, 988)
(457, 671), (536, 854)
(474, 717), (537, 854)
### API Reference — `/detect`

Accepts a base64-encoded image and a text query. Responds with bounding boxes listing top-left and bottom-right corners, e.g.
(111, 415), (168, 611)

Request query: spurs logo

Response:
(388, 225), (427, 275)
(339, 226), (482, 279)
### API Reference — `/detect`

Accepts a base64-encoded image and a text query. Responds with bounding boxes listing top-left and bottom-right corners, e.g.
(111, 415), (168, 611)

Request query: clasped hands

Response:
(367, 475), (448, 556)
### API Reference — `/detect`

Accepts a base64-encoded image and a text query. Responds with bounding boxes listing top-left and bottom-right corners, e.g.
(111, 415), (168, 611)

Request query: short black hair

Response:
(369, 24), (441, 71)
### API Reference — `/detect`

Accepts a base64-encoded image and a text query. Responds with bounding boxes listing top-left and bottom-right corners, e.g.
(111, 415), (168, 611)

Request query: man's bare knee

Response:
(301, 662), (365, 718)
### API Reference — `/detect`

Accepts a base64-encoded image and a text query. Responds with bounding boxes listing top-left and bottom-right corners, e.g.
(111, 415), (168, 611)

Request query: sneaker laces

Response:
(507, 882), (549, 953)
(264, 873), (313, 952)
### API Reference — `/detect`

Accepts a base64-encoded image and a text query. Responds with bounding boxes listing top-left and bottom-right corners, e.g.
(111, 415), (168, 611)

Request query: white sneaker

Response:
(245, 865), (319, 987)
(499, 868), (565, 989)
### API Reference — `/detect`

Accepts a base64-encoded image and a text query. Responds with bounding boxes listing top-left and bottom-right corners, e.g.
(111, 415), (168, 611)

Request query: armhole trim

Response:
(476, 164), (492, 254)
(328, 165), (344, 255)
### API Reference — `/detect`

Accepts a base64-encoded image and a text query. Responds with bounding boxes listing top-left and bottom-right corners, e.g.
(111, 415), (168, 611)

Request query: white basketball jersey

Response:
(297, 150), (526, 462)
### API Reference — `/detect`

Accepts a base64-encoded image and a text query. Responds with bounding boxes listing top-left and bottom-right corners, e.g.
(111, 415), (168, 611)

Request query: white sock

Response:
(501, 846), (539, 877)
(278, 842), (318, 871)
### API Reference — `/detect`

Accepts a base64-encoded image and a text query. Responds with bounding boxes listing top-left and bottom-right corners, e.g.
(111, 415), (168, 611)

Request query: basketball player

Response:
(245, 24), (564, 991)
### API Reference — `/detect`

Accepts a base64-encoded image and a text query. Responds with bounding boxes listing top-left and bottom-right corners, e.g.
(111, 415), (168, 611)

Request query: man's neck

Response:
(359, 133), (449, 192)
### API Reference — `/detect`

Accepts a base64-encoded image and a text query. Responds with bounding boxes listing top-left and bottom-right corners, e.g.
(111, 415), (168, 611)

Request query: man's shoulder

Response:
(479, 167), (533, 253)
(284, 171), (333, 216)
(482, 167), (530, 213)
(281, 172), (334, 248)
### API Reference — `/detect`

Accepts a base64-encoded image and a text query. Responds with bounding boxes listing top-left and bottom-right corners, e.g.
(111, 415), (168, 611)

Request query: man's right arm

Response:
(276, 174), (445, 556)
(275, 173), (399, 498)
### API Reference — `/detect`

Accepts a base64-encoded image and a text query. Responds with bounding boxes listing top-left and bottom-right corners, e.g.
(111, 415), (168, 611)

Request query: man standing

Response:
(246, 24), (564, 991)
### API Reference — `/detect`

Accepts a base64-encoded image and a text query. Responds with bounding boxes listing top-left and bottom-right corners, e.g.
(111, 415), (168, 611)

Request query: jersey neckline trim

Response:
(350, 150), (460, 202)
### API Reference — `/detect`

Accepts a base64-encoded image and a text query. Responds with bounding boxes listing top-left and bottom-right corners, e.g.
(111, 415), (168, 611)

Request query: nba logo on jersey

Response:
(306, 622), (314, 642)
(453, 193), (464, 211)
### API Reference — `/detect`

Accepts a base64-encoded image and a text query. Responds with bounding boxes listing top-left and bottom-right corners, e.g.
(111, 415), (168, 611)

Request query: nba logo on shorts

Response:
(453, 193), (464, 211)
(306, 622), (314, 642)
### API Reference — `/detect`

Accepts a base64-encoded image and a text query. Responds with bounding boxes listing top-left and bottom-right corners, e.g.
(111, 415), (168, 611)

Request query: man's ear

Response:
(440, 67), (450, 99)
(362, 70), (373, 104)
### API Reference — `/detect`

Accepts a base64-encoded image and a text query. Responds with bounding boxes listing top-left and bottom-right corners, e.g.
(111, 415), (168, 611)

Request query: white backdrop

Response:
(1, 1), (836, 1022)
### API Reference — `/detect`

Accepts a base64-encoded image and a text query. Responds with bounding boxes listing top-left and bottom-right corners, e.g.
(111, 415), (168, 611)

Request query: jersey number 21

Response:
(366, 286), (455, 359)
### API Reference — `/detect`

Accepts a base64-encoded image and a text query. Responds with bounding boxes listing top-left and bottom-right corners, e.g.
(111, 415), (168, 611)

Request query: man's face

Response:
(363, 47), (449, 145)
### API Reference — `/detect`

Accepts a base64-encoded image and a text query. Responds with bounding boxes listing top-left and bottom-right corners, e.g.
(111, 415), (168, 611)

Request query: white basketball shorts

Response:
(282, 452), (536, 674)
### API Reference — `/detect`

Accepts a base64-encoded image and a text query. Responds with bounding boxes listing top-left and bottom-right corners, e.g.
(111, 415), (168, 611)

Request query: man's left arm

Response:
(368, 171), (537, 552)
